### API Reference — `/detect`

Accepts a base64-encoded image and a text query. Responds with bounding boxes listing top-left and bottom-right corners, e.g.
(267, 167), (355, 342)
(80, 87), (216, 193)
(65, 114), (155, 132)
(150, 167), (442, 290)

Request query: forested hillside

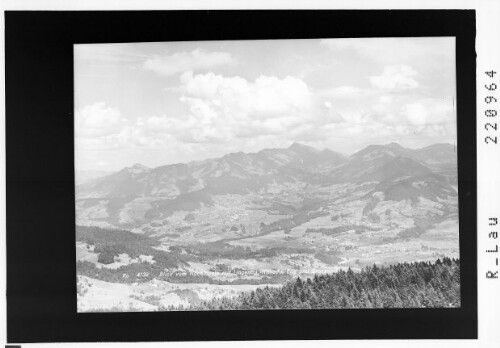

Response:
(188, 258), (460, 310)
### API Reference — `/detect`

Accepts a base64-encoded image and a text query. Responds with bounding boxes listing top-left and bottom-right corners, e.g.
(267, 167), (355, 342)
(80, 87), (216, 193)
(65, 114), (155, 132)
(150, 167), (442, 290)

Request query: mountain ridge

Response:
(86, 142), (455, 177)
(76, 142), (456, 200)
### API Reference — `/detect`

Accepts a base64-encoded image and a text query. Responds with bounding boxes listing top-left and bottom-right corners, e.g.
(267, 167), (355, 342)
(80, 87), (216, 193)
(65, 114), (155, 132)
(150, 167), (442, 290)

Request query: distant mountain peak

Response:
(125, 163), (151, 175)
(351, 142), (407, 159)
(321, 148), (336, 155)
(131, 163), (150, 170)
(288, 142), (320, 152)
(386, 142), (403, 149)
(223, 151), (245, 159)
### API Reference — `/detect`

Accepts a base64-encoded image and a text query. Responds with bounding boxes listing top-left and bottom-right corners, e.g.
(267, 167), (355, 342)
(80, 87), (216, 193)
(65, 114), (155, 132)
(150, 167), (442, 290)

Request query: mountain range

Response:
(77, 142), (456, 201)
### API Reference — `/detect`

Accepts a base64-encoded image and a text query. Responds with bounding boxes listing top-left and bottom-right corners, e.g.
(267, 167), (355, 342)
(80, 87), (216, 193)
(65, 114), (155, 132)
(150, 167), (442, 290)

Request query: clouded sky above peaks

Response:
(75, 38), (456, 171)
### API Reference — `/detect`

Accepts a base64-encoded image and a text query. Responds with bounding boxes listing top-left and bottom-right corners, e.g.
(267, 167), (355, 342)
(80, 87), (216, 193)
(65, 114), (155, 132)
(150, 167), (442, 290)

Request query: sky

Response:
(74, 38), (456, 171)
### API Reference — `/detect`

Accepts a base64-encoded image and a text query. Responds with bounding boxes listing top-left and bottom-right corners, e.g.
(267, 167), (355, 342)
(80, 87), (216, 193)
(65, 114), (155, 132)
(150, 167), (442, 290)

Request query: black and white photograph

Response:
(74, 38), (460, 312)
(5, 7), (484, 343)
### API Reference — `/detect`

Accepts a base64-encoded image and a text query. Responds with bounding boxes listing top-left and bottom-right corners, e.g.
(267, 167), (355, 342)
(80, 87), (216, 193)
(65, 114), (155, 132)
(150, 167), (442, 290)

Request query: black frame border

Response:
(5, 10), (477, 342)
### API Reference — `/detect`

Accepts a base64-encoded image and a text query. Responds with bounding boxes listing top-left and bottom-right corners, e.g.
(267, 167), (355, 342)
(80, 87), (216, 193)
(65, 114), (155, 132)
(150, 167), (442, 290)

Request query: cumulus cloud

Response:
(175, 72), (318, 142)
(75, 102), (126, 138)
(143, 48), (235, 76)
(75, 102), (171, 150)
(76, 73), (335, 158)
(401, 98), (454, 126)
(369, 65), (419, 89)
(180, 71), (313, 115)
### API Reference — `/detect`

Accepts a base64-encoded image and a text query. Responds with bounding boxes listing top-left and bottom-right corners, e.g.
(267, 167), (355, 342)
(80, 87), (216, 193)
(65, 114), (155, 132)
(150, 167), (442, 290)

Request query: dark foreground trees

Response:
(191, 258), (460, 310)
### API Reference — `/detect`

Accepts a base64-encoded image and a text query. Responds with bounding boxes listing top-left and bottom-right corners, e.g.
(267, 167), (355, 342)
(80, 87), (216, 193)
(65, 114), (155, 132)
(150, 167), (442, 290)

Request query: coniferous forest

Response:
(186, 258), (460, 310)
